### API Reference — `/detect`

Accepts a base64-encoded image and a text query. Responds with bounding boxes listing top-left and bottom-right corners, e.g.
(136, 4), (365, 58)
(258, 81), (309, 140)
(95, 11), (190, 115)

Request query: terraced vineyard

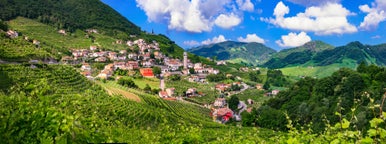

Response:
(1, 64), (385, 143)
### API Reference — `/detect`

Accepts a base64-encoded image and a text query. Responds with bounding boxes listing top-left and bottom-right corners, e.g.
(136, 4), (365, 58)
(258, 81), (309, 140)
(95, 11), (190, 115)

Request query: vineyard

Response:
(0, 33), (52, 61)
(1, 64), (385, 143)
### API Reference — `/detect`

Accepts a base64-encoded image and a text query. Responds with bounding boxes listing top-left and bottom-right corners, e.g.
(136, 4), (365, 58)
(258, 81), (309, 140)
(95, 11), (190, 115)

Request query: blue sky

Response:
(101, 0), (386, 50)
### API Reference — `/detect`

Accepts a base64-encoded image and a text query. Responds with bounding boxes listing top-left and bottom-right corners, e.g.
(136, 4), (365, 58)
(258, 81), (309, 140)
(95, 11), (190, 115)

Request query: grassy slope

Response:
(280, 59), (357, 78)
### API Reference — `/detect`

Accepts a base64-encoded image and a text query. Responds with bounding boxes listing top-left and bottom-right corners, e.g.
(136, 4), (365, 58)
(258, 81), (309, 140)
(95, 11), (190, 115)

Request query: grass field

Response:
(131, 77), (160, 89)
(233, 89), (271, 108)
(280, 59), (358, 78)
(167, 80), (219, 104)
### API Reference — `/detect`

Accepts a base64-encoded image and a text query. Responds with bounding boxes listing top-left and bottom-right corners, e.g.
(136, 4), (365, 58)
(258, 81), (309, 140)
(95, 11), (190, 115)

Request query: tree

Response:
(0, 20), (8, 31)
(189, 68), (195, 74)
(263, 81), (270, 90)
(117, 78), (138, 88)
(152, 66), (161, 76)
(249, 71), (261, 82)
(168, 74), (181, 81)
(150, 53), (155, 59)
(143, 84), (151, 93)
(228, 95), (240, 112)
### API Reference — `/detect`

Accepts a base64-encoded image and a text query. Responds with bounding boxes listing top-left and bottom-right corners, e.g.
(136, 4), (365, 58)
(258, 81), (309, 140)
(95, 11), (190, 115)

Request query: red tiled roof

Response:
(140, 68), (154, 77)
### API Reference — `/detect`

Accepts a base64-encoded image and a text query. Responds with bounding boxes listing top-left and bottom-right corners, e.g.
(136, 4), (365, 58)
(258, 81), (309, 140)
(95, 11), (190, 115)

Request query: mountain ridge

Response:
(188, 41), (276, 65)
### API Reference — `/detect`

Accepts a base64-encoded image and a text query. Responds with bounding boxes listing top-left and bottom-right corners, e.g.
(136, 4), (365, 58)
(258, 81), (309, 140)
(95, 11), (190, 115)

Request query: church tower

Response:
(183, 52), (188, 69)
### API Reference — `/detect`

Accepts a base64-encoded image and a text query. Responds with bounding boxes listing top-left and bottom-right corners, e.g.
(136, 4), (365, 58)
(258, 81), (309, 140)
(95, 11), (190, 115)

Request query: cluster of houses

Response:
(215, 82), (242, 93)
(66, 37), (221, 83)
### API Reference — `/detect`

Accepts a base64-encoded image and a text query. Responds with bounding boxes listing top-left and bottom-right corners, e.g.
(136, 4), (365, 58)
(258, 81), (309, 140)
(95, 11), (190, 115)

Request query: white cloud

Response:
(237, 34), (265, 44)
(135, 0), (250, 33)
(274, 1), (289, 17)
(286, 0), (341, 6)
(183, 40), (200, 47)
(276, 32), (311, 47)
(236, 0), (254, 12)
(214, 13), (242, 29)
(359, 0), (386, 31)
(201, 35), (227, 45)
(263, 1), (357, 35)
(371, 35), (381, 39)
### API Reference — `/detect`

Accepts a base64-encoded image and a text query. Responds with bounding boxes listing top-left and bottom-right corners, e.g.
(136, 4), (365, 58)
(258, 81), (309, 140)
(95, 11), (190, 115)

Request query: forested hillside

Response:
(188, 41), (276, 65)
(243, 63), (386, 134)
(263, 41), (334, 68)
(264, 41), (386, 69)
(0, 0), (140, 38)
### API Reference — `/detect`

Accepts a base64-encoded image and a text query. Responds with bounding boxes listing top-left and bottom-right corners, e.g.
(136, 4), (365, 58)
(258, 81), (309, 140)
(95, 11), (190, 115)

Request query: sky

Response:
(101, 0), (386, 51)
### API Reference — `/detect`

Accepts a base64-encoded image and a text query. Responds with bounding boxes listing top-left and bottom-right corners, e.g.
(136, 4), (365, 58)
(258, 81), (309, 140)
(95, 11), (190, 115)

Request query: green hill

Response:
(264, 41), (386, 69)
(0, 0), (140, 38)
(188, 41), (276, 65)
(263, 41), (334, 68)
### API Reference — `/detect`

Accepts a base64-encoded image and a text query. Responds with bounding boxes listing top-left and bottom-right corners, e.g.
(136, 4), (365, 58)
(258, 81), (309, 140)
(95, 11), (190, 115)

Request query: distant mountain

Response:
(313, 41), (386, 66)
(263, 41), (386, 69)
(188, 41), (276, 65)
(263, 41), (334, 68)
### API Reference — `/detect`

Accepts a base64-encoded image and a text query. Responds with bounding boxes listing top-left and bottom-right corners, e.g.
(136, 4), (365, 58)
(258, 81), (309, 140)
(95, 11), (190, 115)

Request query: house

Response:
(140, 68), (154, 78)
(215, 108), (233, 123)
(213, 98), (226, 107)
(142, 53), (151, 60)
(194, 63), (203, 69)
(117, 55), (126, 61)
(33, 40), (40, 45)
(58, 29), (66, 35)
(95, 57), (107, 62)
(127, 41), (134, 46)
(166, 88), (175, 97)
(6, 30), (18, 38)
(116, 40), (123, 44)
(81, 63), (92, 71)
(119, 50), (127, 54)
(159, 91), (168, 98)
(216, 60), (227, 65)
(80, 71), (92, 79)
(104, 64), (114, 71)
(272, 90), (280, 96)
(256, 84), (263, 90)
(114, 62), (127, 70)
(127, 61), (139, 70)
(181, 69), (190, 75)
(247, 99), (254, 105)
(207, 68), (219, 74)
(186, 88), (197, 97)
(128, 53), (138, 60)
(141, 60), (155, 67)
(215, 83), (231, 92)
(90, 46), (98, 51)
(165, 59), (182, 71)
(108, 52), (118, 60)
(97, 69), (113, 79)
(86, 29), (98, 34)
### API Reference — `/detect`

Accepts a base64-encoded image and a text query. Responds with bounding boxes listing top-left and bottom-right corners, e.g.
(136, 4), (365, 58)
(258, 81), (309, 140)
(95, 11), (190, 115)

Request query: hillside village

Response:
(52, 30), (279, 123)
(4, 28), (281, 124)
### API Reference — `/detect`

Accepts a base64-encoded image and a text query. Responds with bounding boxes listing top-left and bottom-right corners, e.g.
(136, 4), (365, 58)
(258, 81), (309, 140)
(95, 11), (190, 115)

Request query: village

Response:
(6, 28), (281, 124)
(51, 29), (280, 124)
